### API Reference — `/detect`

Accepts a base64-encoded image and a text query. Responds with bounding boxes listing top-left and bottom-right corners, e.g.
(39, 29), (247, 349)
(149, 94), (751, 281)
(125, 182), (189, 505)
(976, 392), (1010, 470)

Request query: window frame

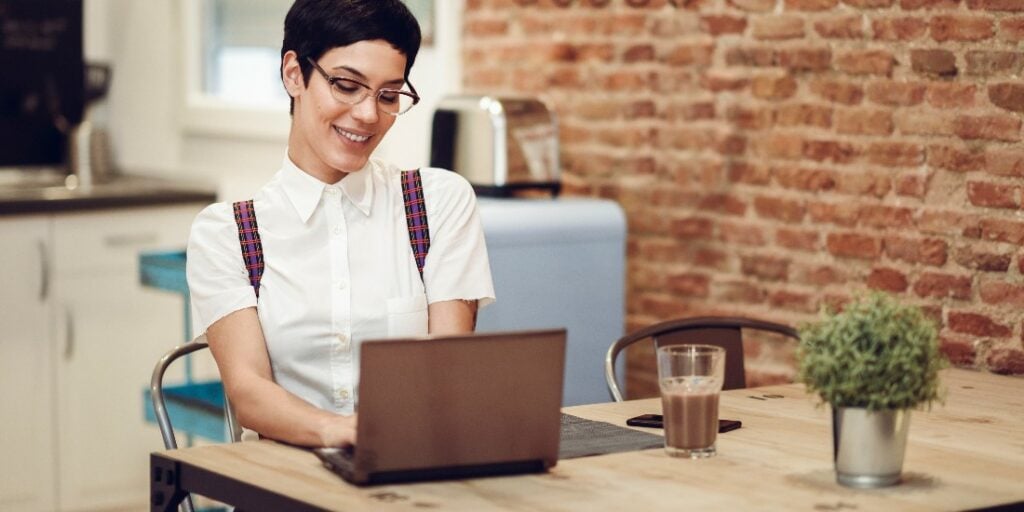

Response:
(178, 0), (290, 141)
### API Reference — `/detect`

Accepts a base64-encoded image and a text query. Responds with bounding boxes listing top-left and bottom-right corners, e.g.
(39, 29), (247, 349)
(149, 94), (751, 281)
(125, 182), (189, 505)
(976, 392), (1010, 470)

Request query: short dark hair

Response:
(281, 0), (422, 114)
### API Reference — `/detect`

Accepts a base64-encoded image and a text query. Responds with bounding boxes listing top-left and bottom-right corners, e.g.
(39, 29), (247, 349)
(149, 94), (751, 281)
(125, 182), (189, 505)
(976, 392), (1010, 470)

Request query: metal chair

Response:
(604, 316), (800, 401)
(151, 340), (241, 512)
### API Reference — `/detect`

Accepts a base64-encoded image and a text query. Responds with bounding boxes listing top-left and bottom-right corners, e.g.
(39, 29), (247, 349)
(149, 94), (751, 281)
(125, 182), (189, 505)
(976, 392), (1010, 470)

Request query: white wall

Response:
(85, 0), (463, 201)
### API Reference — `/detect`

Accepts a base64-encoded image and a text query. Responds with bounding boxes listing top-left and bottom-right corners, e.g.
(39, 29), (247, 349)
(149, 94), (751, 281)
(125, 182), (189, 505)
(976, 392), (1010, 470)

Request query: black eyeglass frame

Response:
(305, 56), (420, 116)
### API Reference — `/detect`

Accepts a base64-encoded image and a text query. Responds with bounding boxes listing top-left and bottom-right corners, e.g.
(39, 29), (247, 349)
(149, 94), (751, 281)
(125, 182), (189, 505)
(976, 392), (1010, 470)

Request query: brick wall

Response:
(462, 0), (1024, 398)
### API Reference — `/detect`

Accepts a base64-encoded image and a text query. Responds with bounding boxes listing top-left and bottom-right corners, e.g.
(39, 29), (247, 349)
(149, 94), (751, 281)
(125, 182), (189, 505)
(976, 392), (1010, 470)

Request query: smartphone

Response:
(626, 414), (742, 433)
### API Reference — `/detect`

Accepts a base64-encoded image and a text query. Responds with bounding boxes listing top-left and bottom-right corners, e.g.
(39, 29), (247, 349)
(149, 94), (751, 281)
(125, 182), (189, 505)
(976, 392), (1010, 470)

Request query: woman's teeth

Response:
(335, 127), (370, 143)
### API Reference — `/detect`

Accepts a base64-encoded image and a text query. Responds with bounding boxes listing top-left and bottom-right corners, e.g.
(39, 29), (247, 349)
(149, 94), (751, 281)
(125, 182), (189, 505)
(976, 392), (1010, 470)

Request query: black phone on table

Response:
(626, 414), (742, 433)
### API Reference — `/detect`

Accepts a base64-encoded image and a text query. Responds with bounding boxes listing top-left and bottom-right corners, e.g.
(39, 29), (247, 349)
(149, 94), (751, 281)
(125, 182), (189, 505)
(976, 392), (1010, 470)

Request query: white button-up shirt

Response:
(186, 155), (495, 414)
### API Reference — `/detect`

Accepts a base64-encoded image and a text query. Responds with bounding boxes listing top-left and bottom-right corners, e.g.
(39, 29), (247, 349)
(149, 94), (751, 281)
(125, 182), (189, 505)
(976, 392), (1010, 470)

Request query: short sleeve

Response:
(186, 202), (259, 339)
(419, 169), (496, 308)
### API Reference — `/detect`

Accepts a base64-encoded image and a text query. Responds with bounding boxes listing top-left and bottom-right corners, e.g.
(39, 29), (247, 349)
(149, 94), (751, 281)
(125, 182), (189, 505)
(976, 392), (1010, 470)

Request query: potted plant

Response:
(797, 292), (947, 488)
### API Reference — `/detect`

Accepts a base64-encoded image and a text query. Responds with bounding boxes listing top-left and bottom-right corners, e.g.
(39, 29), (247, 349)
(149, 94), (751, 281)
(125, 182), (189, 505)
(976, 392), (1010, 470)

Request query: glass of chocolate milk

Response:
(656, 345), (726, 458)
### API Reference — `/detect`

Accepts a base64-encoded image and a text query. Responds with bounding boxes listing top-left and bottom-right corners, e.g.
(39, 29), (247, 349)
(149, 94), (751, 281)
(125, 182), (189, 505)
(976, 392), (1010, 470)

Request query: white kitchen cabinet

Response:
(0, 216), (57, 511)
(0, 204), (205, 511)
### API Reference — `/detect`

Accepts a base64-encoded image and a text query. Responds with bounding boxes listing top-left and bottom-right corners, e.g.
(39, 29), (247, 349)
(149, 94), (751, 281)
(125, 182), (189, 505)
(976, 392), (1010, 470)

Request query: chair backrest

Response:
(150, 340), (242, 449)
(604, 316), (800, 402)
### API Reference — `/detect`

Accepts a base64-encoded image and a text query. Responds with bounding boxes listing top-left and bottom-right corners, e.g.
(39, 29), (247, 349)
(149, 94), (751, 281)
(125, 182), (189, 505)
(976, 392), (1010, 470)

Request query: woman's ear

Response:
(281, 50), (305, 98)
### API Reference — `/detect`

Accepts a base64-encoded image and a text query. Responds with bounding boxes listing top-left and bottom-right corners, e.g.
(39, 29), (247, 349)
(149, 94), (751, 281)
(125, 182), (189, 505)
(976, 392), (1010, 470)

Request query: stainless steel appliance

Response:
(430, 95), (560, 197)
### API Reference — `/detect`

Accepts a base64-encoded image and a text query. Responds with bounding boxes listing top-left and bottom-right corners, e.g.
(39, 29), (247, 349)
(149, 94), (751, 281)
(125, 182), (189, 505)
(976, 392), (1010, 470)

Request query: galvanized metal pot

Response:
(832, 407), (912, 488)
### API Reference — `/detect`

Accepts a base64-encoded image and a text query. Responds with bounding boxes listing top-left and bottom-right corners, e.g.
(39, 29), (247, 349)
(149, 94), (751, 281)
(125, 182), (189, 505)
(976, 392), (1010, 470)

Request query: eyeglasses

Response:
(306, 57), (419, 116)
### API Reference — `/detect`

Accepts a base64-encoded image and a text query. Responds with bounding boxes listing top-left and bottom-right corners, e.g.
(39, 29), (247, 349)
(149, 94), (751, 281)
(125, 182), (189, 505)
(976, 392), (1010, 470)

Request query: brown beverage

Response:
(661, 389), (719, 451)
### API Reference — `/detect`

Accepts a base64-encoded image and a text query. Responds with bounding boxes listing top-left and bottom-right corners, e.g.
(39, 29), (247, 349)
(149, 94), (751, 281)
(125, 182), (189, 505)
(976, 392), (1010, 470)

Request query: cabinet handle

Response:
(38, 240), (50, 301)
(64, 306), (75, 360)
(103, 233), (159, 247)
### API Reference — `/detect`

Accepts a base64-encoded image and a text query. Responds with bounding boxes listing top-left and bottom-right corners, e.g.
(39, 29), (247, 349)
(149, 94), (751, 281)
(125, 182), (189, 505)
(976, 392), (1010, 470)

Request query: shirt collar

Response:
(279, 152), (374, 223)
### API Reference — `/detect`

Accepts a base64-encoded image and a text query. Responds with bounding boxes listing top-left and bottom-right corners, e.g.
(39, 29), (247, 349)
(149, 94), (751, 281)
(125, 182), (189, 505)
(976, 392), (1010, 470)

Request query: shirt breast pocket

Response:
(386, 295), (428, 337)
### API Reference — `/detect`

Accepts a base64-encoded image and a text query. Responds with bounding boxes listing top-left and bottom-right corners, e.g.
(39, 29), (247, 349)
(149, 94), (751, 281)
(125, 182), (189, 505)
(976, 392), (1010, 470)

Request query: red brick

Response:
(926, 83), (977, 108)
(719, 221), (768, 245)
(751, 74), (798, 100)
(885, 236), (949, 265)
(915, 273), (973, 300)
(985, 148), (1024, 177)
(809, 201), (861, 226)
(664, 43), (715, 67)
(713, 280), (766, 303)
(843, 0), (893, 5)
(671, 217), (715, 239)
(752, 16), (806, 40)
(776, 228), (820, 251)
(465, 18), (509, 36)
(868, 267), (910, 292)
(976, 218), (1024, 244)
(930, 144), (986, 172)
(895, 171), (929, 197)
(988, 83), (1024, 113)
(866, 80), (926, 106)
(775, 104), (832, 128)
(810, 79), (864, 104)
(701, 15), (748, 35)
(786, 0), (839, 9)
(754, 195), (806, 222)
(835, 172), (892, 197)
(895, 110), (956, 136)
(741, 255), (791, 281)
(911, 49), (958, 77)
(948, 311), (1011, 337)
(725, 46), (777, 67)
(827, 232), (882, 259)
(940, 334), (977, 366)
(868, 141), (925, 167)
(815, 15), (865, 38)
(873, 17), (929, 40)
(794, 263), (848, 286)
(693, 248), (730, 270)
(955, 114), (1022, 142)
(956, 249), (1012, 272)
(920, 209), (977, 236)
(902, 0), (961, 7)
(967, 181), (1020, 208)
(967, 0), (1024, 11)
(803, 140), (858, 163)
(727, 104), (774, 130)
(668, 273), (712, 297)
(835, 49), (896, 76)
(986, 348), (1024, 375)
(602, 69), (650, 90)
(754, 133), (804, 159)
(860, 205), (914, 228)
(701, 70), (750, 92)
(777, 47), (833, 71)
(622, 44), (656, 63)
(930, 14), (995, 42)
(835, 108), (893, 135)
(728, 161), (772, 184)
(999, 17), (1024, 41)
(965, 50), (1024, 76)
(728, 0), (776, 10)
(666, 101), (713, 121)
(769, 290), (818, 313)
(774, 166), (837, 191)
(979, 281), (1024, 306)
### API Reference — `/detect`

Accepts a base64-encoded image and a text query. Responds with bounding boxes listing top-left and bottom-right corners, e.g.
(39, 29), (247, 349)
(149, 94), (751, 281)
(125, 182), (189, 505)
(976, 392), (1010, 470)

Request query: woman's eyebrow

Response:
(331, 65), (406, 87)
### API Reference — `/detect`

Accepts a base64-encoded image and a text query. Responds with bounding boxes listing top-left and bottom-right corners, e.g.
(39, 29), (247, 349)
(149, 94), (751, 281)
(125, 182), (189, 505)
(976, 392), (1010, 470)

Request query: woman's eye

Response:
(379, 92), (399, 104)
(333, 80), (362, 94)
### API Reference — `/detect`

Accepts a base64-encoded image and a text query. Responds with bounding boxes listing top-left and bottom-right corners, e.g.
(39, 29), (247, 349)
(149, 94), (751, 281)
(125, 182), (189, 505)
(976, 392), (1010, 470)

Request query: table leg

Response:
(150, 453), (190, 512)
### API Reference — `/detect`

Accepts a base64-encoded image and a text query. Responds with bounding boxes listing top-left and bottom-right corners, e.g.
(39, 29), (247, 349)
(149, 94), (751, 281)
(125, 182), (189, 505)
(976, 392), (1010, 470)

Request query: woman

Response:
(186, 0), (495, 448)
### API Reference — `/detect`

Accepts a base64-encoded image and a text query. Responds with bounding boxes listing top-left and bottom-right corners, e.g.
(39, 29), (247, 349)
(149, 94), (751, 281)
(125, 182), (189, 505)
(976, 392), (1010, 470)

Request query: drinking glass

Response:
(656, 344), (726, 458)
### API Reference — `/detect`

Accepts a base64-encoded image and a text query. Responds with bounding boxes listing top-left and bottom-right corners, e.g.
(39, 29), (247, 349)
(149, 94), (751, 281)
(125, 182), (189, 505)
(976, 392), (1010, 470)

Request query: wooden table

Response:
(150, 368), (1024, 511)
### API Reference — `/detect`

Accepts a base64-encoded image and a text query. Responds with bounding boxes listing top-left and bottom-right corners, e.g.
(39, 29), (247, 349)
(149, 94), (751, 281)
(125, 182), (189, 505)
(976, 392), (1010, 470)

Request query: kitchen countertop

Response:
(0, 170), (217, 215)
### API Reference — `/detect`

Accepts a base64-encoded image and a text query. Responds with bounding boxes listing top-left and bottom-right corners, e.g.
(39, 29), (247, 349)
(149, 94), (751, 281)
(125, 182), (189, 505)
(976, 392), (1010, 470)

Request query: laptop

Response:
(314, 328), (567, 486)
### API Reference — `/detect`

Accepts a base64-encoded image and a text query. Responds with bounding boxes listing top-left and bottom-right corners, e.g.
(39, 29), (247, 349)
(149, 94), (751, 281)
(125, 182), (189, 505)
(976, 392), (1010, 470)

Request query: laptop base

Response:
(316, 449), (548, 486)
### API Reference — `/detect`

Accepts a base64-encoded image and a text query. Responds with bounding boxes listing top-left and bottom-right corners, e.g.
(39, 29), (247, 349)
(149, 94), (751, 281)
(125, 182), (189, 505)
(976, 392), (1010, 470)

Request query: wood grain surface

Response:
(158, 368), (1024, 511)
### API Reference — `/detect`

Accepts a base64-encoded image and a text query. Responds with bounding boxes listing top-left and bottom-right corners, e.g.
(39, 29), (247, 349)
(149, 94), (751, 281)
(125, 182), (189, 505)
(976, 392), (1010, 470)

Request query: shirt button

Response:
(326, 187), (338, 195)
(337, 333), (350, 350)
(336, 280), (347, 290)
(338, 389), (350, 400)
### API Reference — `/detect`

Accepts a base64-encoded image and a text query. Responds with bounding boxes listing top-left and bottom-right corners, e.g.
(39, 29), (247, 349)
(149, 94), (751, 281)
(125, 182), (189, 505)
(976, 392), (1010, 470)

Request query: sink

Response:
(0, 168), (201, 202)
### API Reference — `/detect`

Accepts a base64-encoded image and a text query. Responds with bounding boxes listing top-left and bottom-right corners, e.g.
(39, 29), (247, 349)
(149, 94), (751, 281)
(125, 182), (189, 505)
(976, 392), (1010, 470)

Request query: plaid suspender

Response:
(232, 169), (430, 297)
(232, 200), (264, 298)
(401, 169), (431, 279)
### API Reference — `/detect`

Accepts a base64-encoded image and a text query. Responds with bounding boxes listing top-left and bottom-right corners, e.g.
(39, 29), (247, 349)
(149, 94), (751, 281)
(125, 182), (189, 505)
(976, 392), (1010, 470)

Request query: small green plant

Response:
(797, 292), (947, 411)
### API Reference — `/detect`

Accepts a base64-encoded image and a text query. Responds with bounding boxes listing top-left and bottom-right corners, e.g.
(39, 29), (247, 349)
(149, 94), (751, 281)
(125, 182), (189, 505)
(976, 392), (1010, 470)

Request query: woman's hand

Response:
(318, 413), (358, 447)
